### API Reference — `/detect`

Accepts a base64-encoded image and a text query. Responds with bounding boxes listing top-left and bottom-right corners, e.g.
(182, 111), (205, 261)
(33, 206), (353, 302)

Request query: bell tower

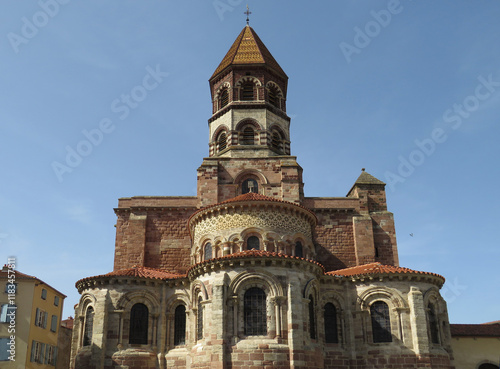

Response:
(197, 25), (304, 207)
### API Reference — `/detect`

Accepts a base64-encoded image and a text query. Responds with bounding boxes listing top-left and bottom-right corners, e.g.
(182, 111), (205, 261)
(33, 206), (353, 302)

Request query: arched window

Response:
(309, 295), (316, 339)
(241, 127), (255, 145)
(478, 364), (499, 369)
(324, 303), (339, 343)
(174, 305), (186, 346)
(247, 236), (260, 250)
(219, 88), (229, 109)
(83, 306), (94, 346)
(217, 131), (227, 152)
(242, 178), (258, 194)
(129, 303), (148, 344)
(271, 130), (282, 152)
(244, 287), (266, 336)
(197, 297), (203, 341)
(268, 86), (279, 108)
(428, 303), (440, 344)
(204, 242), (212, 260)
(295, 241), (303, 258)
(241, 81), (254, 101)
(370, 301), (392, 343)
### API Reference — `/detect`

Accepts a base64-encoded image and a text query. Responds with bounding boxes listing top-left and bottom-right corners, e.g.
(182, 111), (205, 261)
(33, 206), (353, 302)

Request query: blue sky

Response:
(1, 1), (499, 324)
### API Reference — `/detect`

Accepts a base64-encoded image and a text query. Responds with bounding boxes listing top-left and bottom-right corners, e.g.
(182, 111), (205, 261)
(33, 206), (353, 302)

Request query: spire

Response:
(244, 4), (251, 25)
(210, 26), (287, 79)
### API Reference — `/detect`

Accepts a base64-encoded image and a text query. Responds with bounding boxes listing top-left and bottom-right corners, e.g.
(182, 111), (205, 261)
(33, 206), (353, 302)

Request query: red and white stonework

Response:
(70, 26), (455, 369)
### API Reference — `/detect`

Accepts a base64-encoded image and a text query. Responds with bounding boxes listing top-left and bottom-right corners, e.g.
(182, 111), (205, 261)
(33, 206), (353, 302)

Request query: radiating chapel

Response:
(70, 24), (456, 369)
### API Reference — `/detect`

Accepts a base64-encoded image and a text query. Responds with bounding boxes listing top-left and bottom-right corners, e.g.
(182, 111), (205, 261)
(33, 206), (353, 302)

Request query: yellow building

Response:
(450, 323), (500, 369)
(0, 264), (66, 368)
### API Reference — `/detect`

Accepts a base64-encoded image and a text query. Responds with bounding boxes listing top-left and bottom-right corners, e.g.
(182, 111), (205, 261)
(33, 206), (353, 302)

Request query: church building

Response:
(70, 24), (455, 369)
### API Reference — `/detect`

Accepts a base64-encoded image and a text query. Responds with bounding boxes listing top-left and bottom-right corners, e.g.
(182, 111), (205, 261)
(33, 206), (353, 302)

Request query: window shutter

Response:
(35, 308), (40, 326)
(40, 343), (45, 364)
(43, 312), (48, 329)
(53, 347), (58, 366)
(51, 315), (57, 332)
(30, 341), (36, 362)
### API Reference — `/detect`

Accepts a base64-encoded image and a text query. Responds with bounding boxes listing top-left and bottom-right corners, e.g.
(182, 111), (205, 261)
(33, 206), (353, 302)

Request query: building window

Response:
(204, 242), (213, 260)
(241, 81), (254, 101)
(246, 235), (260, 250)
(129, 303), (148, 344)
(217, 131), (227, 152)
(241, 127), (255, 145)
(295, 241), (303, 258)
(50, 315), (58, 332)
(30, 340), (58, 365)
(271, 130), (282, 152)
(268, 85), (279, 108)
(309, 295), (316, 339)
(220, 88), (229, 109)
(174, 305), (186, 345)
(197, 297), (203, 341)
(242, 179), (258, 194)
(83, 306), (94, 346)
(0, 304), (16, 323)
(478, 364), (499, 369)
(54, 296), (59, 306)
(428, 303), (440, 344)
(35, 308), (48, 328)
(0, 338), (9, 361)
(370, 301), (392, 343)
(324, 303), (339, 343)
(41, 288), (47, 300)
(244, 287), (267, 336)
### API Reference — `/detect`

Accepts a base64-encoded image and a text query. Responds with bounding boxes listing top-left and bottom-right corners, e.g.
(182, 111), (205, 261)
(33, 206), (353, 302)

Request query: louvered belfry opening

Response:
(271, 131), (282, 152)
(241, 81), (254, 101)
(220, 88), (229, 109)
(217, 132), (227, 152)
(268, 86), (279, 108)
(241, 127), (255, 145)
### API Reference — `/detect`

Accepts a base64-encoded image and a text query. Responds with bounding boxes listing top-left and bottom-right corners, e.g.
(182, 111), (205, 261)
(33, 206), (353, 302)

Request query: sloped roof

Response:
(211, 25), (287, 79)
(353, 169), (386, 186)
(188, 249), (325, 275)
(450, 323), (500, 337)
(0, 267), (67, 297)
(76, 266), (185, 286)
(327, 262), (444, 280)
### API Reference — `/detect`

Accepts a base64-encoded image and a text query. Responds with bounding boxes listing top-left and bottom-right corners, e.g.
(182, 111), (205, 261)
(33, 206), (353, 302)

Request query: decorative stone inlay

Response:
(193, 209), (311, 245)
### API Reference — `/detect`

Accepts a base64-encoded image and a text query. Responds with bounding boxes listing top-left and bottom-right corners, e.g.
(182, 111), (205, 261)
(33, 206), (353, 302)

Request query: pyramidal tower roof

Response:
(353, 169), (386, 186)
(211, 25), (287, 79)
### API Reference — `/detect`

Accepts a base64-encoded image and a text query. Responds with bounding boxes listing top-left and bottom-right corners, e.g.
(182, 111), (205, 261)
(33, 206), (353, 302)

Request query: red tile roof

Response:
(0, 267), (67, 297)
(327, 262), (444, 281)
(450, 323), (500, 337)
(189, 249), (324, 273)
(76, 266), (185, 286)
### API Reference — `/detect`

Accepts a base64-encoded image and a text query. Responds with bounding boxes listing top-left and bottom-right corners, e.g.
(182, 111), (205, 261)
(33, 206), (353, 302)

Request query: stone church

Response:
(70, 25), (455, 369)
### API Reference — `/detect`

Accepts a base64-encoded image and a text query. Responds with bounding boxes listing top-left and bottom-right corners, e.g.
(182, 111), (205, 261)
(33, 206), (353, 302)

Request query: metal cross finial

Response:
(244, 4), (252, 25)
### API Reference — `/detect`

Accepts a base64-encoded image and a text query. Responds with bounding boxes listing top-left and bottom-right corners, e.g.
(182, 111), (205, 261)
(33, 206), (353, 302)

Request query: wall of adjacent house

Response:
(451, 336), (500, 369)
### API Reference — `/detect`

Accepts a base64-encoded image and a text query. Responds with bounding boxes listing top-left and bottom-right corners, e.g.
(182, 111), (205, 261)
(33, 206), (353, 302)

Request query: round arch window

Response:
(242, 178), (258, 194)
(247, 236), (260, 250)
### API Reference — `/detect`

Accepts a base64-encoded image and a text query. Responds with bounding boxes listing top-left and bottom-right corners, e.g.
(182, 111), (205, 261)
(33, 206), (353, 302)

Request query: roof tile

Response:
(327, 262), (444, 280)
(211, 26), (287, 79)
